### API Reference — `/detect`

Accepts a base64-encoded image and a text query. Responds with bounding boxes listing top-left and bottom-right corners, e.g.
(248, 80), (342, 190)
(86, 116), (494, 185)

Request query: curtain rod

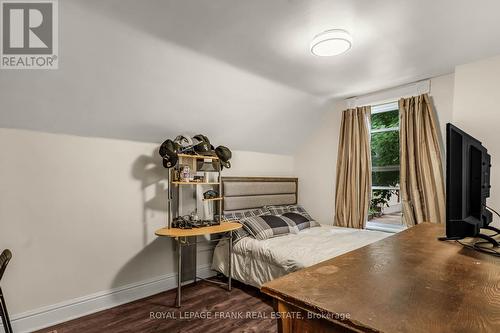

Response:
(346, 79), (431, 108)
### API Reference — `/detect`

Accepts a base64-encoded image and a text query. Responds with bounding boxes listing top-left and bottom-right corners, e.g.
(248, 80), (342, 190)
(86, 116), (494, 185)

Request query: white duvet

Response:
(212, 225), (391, 287)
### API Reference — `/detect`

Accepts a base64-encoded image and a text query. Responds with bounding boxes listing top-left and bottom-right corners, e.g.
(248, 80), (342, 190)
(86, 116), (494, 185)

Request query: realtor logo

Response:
(1, 0), (58, 69)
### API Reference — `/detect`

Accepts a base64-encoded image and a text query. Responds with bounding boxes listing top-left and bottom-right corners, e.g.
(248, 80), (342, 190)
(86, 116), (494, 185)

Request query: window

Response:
(369, 101), (402, 226)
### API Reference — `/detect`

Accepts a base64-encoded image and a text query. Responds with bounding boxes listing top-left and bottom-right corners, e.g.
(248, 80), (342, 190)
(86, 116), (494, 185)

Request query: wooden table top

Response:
(155, 222), (242, 238)
(261, 223), (500, 332)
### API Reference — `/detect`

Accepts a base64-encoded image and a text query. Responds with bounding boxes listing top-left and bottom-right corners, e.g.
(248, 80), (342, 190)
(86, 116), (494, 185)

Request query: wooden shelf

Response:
(178, 153), (219, 160)
(202, 197), (223, 201)
(156, 222), (242, 238)
(172, 181), (220, 185)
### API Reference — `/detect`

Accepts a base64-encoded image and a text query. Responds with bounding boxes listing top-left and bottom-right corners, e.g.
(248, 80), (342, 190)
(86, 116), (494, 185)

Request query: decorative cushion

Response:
(265, 204), (314, 221)
(281, 212), (319, 231)
(240, 215), (295, 240)
(231, 227), (250, 244)
(265, 205), (290, 216)
(222, 208), (270, 243)
(222, 208), (270, 222)
(287, 205), (314, 221)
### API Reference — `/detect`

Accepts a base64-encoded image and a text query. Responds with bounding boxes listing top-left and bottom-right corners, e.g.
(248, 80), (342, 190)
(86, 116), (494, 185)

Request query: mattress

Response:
(212, 225), (391, 287)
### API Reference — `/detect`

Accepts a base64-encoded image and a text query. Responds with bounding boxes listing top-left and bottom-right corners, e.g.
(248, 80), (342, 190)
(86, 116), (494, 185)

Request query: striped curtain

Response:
(334, 107), (372, 229)
(399, 94), (445, 226)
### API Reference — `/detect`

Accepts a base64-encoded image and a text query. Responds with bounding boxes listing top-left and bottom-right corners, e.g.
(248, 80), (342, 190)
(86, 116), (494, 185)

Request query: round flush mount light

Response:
(310, 29), (352, 57)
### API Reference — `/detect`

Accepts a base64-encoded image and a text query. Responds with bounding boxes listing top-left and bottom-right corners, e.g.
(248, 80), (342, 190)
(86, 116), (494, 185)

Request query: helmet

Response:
(193, 134), (210, 146)
(192, 134), (211, 154)
(159, 139), (179, 168)
(174, 134), (193, 148)
(215, 146), (232, 169)
(162, 155), (178, 168)
(159, 139), (179, 158)
(203, 190), (219, 199)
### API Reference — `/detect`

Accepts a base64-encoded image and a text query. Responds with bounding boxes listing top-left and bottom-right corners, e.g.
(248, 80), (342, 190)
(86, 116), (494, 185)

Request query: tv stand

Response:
(438, 224), (500, 247)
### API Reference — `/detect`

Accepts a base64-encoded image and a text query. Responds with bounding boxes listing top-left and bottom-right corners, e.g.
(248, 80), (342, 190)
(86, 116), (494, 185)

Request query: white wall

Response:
(224, 152), (294, 177)
(294, 74), (455, 224)
(429, 74), (455, 145)
(0, 0), (321, 155)
(0, 128), (294, 320)
(293, 100), (345, 224)
(453, 55), (500, 228)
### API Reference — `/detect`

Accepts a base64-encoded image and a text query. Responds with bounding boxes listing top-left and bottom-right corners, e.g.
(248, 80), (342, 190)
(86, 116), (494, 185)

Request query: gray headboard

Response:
(222, 177), (298, 212)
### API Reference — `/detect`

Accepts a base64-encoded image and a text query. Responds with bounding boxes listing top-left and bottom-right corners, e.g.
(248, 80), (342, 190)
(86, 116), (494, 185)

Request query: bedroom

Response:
(0, 0), (499, 332)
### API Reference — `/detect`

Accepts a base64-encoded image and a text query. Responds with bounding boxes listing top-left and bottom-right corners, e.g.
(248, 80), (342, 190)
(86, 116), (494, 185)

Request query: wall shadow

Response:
(110, 147), (176, 301)
(131, 148), (168, 246)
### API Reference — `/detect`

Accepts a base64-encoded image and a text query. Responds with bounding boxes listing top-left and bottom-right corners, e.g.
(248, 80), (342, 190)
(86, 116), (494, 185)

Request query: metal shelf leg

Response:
(176, 238), (182, 307)
(228, 231), (233, 291)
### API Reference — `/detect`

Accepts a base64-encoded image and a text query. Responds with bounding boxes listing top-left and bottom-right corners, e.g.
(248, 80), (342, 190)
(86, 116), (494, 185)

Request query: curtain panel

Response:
(399, 94), (445, 226)
(334, 107), (371, 229)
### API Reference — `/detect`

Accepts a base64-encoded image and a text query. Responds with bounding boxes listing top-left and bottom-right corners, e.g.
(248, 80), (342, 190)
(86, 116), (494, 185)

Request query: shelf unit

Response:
(171, 181), (220, 185)
(167, 154), (223, 229)
(202, 197), (223, 202)
(177, 153), (219, 160)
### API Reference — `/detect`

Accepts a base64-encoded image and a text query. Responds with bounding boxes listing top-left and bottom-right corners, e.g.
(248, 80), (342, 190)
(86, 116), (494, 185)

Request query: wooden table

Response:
(261, 223), (500, 333)
(155, 222), (242, 307)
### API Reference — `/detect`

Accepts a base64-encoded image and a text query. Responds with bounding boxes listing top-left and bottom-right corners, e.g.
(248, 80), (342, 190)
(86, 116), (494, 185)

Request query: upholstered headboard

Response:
(222, 177), (298, 212)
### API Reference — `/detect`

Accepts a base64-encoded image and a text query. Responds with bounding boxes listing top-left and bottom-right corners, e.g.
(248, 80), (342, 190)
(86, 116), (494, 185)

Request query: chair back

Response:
(0, 249), (12, 282)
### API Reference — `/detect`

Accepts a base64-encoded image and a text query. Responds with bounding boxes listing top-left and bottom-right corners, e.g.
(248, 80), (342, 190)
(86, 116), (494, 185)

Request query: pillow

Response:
(266, 204), (314, 221)
(287, 205), (314, 221)
(222, 208), (270, 222)
(265, 205), (290, 216)
(222, 208), (270, 244)
(281, 212), (319, 231)
(231, 227), (250, 244)
(240, 215), (295, 240)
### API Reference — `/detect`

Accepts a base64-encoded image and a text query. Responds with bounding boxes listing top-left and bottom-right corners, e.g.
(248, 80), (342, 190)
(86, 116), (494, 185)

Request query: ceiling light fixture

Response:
(310, 29), (352, 57)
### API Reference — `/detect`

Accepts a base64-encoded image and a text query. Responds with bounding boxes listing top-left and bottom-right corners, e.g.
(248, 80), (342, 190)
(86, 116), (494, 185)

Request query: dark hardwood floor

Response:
(35, 279), (277, 333)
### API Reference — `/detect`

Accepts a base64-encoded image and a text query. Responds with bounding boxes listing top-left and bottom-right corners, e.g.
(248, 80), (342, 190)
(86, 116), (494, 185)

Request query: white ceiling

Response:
(83, 0), (500, 97)
(2, 0), (500, 153)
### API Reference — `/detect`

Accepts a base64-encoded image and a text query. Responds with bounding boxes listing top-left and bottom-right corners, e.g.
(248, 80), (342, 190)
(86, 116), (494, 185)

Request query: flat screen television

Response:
(443, 123), (498, 246)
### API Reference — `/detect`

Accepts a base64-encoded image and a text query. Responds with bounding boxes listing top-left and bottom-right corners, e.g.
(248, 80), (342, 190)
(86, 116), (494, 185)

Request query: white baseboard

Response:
(0, 264), (215, 333)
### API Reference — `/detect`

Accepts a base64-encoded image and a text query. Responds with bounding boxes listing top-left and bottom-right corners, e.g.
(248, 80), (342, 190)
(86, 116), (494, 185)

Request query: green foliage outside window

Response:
(371, 131), (400, 168)
(371, 110), (399, 129)
(370, 109), (400, 216)
(370, 189), (396, 215)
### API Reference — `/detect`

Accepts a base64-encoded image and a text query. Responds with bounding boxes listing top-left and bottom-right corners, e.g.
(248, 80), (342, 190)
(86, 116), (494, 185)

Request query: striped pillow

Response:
(231, 227), (250, 244)
(222, 208), (270, 243)
(265, 205), (318, 230)
(281, 212), (319, 231)
(240, 215), (295, 240)
(288, 205), (314, 221)
(222, 208), (270, 222)
(265, 205), (290, 216)
(265, 205), (314, 221)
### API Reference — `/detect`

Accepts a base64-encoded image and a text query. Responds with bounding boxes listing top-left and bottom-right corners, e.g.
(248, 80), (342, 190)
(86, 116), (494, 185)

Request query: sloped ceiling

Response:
(2, 0), (500, 153)
(81, 0), (500, 97)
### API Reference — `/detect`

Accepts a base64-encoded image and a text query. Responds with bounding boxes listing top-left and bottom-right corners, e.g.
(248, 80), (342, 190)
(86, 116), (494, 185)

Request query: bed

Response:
(211, 177), (391, 287)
